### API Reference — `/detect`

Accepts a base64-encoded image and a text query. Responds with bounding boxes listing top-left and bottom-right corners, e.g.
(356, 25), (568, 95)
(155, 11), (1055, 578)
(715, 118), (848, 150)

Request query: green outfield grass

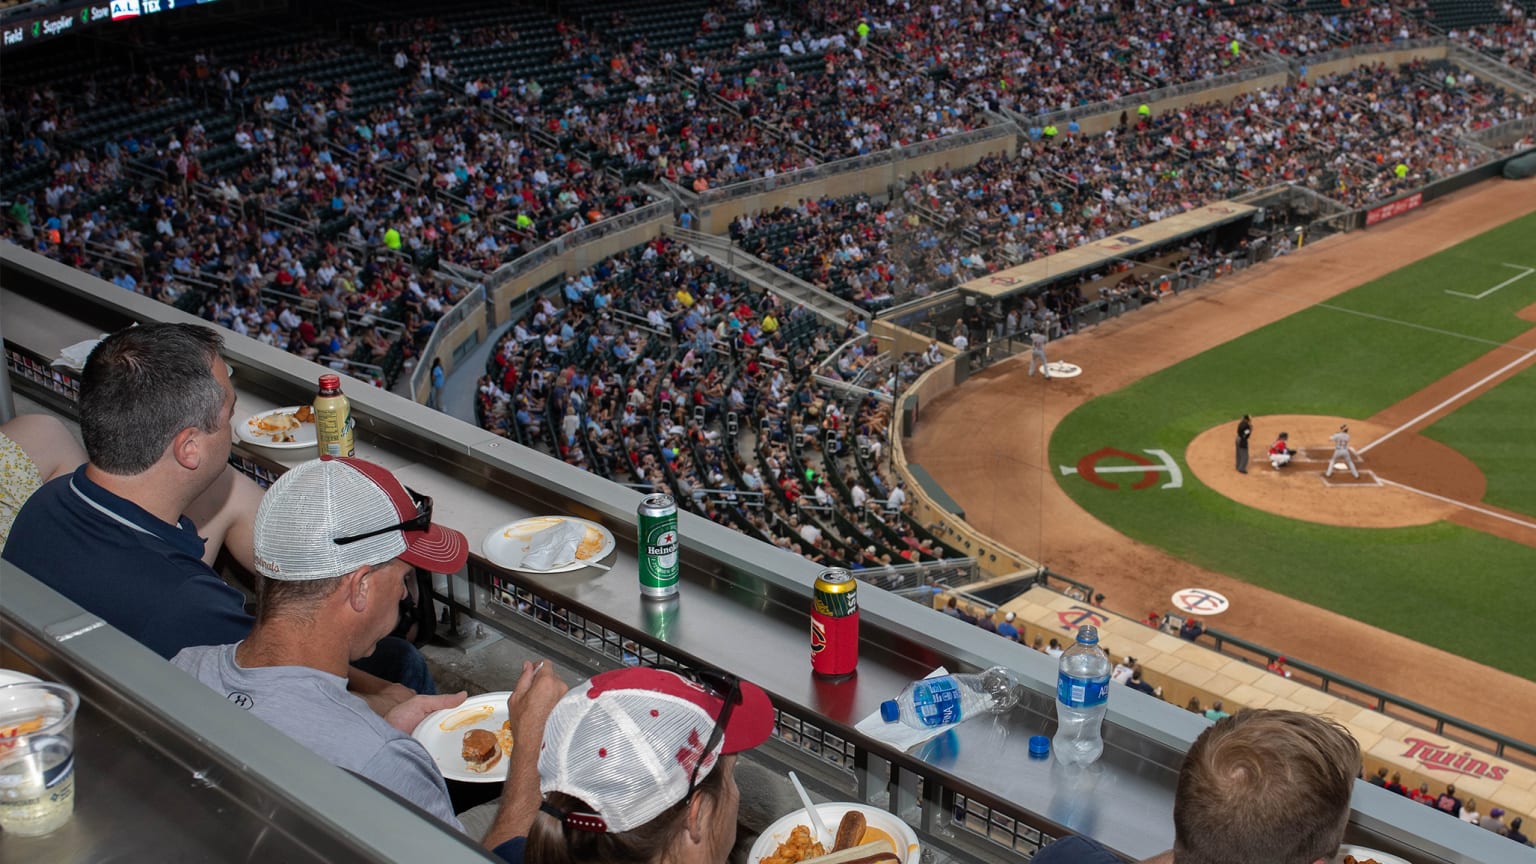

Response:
(1422, 363), (1536, 518)
(1050, 213), (1536, 680)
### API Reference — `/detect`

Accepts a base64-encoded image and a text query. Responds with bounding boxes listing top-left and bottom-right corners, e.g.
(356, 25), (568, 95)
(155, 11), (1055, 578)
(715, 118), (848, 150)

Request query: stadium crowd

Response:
(472, 234), (953, 572)
(2, 1), (1534, 353)
(4, 3), (1536, 858)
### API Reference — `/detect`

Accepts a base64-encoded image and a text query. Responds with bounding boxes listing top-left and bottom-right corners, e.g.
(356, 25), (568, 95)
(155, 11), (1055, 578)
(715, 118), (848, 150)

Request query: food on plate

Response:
(251, 410), (312, 443)
(501, 518), (607, 563)
(1342, 857), (1383, 864)
(0, 713), (46, 738)
(496, 719), (514, 756)
(758, 814), (904, 864)
(574, 524), (606, 560)
(502, 516), (564, 540)
(759, 824), (824, 864)
(833, 811), (867, 852)
(796, 841), (900, 864)
(462, 728), (502, 774)
(859, 827), (899, 858)
(255, 412), (301, 433)
(438, 703), (495, 732)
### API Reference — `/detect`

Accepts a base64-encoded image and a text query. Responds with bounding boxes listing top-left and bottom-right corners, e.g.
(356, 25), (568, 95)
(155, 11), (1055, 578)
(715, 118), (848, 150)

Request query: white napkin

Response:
(855, 666), (954, 752)
(53, 338), (103, 372)
(520, 520), (589, 570)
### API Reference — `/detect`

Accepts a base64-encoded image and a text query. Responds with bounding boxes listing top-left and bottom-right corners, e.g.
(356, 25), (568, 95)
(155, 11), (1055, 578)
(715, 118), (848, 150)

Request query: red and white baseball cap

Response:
(252, 456), (468, 580)
(539, 667), (775, 833)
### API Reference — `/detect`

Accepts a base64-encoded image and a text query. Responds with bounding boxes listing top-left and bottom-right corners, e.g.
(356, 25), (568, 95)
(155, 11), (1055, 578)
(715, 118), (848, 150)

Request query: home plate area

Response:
(1296, 449), (1382, 487)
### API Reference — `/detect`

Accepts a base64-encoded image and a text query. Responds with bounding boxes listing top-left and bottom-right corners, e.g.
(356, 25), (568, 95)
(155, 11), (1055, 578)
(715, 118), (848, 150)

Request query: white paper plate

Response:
(748, 802), (920, 864)
(482, 516), (616, 573)
(235, 406), (317, 450)
(0, 669), (42, 687)
(411, 692), (513, 783)
(1335, 845), (1411, 864)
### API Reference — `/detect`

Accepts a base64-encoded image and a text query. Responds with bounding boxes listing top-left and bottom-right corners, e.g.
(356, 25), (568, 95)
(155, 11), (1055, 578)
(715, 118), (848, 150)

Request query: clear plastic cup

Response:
(0, 681), (79, 837)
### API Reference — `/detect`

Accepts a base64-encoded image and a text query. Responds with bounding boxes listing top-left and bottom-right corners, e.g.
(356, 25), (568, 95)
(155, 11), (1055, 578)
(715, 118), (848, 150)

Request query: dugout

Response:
(957, 202), (1260, 336)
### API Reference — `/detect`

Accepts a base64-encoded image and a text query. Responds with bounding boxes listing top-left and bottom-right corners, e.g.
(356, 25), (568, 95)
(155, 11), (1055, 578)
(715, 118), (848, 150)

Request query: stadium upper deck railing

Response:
(1012, 58), (1290, 130)
(1469, 114), (1536, 147)
(486, 199), (676, 303)
(1286, 37), (1449, 70)
(687, 123), (1020, 206)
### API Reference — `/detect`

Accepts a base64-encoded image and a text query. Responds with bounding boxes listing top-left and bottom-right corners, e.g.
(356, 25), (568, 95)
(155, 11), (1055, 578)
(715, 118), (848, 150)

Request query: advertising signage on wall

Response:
(2, 0), (218, 50)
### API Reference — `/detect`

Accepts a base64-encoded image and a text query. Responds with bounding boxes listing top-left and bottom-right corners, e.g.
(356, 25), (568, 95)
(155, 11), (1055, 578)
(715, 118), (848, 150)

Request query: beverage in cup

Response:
(0, 681), (79, 837)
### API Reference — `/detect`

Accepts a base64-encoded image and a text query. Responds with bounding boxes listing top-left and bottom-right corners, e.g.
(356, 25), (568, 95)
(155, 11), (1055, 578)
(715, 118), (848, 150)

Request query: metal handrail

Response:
(692, 123), (1019, 206)
(1012, 59), (1290, 130)
(407, 283), (485, 402)
(1198, 625), (1536, 767)
(489, 199), (674, 292)
(1285, 37), (1448, 70)
(1468, 114), (1536, 147)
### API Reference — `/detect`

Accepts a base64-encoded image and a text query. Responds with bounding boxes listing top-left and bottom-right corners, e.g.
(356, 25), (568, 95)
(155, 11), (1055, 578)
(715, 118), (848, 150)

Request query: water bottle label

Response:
(911, 677), (963, 727)
(1057, 673), (1108, 708)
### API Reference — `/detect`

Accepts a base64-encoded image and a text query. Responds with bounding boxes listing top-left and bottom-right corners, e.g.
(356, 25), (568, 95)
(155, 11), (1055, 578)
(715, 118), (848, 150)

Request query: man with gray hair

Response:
(173, 456), (566, 852)
(5, 322), (431, 700)
(6, 322), (247, 655)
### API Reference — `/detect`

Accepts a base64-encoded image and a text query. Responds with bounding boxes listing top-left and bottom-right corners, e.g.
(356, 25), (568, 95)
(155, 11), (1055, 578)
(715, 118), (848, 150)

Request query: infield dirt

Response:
(907, 178), (1536, 742)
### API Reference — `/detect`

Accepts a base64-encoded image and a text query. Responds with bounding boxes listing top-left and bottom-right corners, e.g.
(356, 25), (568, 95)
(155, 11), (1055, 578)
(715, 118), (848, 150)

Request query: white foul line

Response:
(1360, 346), (1536, 455)
(1378, 477), (1536, 534)
(1446, 263), (1535, 300)
(1314, 304), (1507, 347)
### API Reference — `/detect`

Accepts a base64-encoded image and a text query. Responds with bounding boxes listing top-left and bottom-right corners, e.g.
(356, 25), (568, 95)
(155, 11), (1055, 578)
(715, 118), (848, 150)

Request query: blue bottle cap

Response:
(880, 700), (899, 722)
(1029, 735), (1050, 758)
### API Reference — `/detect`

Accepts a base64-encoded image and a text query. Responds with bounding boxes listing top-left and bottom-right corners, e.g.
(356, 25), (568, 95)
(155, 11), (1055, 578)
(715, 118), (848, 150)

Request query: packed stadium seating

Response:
(2, 0), (1533, 549)
(469, 235), (960, 571)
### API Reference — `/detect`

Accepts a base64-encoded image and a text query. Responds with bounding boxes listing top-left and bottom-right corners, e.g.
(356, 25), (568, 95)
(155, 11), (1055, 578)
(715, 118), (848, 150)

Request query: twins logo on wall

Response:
(1060, 448), (1184, 490)
(1402, 737), (1509, 781)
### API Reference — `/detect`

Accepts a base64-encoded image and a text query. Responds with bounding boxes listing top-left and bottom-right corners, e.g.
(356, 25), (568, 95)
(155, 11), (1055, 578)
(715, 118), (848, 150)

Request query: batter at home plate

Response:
(1325, 424), (1363, 478)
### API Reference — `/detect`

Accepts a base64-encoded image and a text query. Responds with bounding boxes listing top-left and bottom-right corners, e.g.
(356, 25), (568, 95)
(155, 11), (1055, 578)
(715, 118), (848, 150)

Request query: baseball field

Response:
(1049, 210), (1536, 679)
(906, 180), (1536, 741)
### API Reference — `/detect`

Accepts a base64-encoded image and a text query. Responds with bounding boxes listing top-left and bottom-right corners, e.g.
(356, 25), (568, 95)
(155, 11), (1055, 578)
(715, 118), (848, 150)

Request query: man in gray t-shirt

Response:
(171, 457), (566, 852)
(175, 642), (462, 828)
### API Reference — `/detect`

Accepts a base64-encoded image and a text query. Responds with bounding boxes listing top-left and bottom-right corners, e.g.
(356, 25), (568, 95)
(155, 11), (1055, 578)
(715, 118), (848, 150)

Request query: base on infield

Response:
(1184, 414), (1479, 528)
(1321, 470), (1381, 487)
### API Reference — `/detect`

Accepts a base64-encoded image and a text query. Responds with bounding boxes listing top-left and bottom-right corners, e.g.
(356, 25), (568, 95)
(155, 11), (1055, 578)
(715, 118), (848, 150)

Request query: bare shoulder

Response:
(1, 414), (86, 481)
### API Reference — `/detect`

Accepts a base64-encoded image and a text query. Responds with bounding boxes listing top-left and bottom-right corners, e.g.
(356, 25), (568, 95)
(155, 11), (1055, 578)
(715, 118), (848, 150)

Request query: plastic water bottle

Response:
(1053, 625), (1111, 765)
(880, 666), (1022, 729)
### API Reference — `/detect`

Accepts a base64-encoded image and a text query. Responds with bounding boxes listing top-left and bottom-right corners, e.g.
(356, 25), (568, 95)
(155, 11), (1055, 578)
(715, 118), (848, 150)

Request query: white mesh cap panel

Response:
(252, 459), (407, 580)
(540, 687), (718, 833)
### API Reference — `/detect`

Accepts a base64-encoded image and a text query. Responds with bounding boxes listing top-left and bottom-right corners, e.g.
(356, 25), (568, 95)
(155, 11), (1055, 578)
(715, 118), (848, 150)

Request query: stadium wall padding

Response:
(1505, 152), (1536, 179)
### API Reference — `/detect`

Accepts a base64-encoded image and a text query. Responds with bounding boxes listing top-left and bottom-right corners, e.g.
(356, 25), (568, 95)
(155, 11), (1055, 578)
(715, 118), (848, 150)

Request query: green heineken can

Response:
(643, 595), (679, 640)
(638, 494), (679, 598)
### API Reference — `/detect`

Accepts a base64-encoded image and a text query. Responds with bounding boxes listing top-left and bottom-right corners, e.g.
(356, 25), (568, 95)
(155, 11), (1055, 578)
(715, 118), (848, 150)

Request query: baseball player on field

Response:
(1028, 330), (1050, 378)
(1324, 423), (1363, 478)
(1268, 431), (1295, 469)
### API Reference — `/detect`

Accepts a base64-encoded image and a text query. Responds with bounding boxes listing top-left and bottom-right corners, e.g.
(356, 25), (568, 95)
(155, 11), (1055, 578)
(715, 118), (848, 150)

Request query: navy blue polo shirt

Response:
(3, 465), (254, 658)
(1030, 835), (1125, 864)
(491, 837), (524, 864)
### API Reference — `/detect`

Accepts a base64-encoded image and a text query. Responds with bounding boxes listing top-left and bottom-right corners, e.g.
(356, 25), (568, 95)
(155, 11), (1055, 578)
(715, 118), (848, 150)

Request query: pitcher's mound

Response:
(1186, 415), (1485, 529)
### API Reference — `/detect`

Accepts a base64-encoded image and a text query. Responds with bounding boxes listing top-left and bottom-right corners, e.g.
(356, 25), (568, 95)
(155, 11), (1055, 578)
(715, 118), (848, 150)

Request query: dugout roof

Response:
(960, 201), (1258, 299)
